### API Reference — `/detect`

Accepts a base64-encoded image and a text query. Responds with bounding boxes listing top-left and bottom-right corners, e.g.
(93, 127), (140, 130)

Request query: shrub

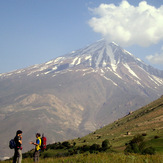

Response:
(124, 134), (155, 155)
(73, 142), (76, 146)
(62, 141), (71, 148)
(130, 134), (144, 144)
(90, 144), (100, 151)
(143, 147), (156, 155)
(132, 143), (140, 153)
(81, 145), (90, 152)
(48, 143), (58, 149)
(154, 135), (160, 139)
(68, 148), (75, 155)
(102, 139), (111, 151)
(142, 133), (147, 136)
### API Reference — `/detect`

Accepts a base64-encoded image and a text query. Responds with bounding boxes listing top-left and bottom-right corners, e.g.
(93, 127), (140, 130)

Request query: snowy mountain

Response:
(0, 39), (163, 158)
(1, 39), (162, 80)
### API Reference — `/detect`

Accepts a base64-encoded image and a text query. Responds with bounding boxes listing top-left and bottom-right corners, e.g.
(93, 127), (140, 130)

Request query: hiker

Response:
(13, 130), (23, 163)
(30, 133), (42, 162)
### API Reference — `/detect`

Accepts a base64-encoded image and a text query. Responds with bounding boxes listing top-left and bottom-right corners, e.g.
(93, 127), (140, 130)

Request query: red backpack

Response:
(41, 134), (47, 151)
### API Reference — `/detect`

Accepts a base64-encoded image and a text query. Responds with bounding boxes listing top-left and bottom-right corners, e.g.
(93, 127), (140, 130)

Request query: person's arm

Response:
(30, 139), (39, 146)
(18, 136), (22, 144)
(30, 141), (39, 146)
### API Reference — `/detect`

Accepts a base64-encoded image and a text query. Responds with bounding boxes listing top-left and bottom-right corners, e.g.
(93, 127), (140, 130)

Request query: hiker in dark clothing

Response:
(30, 133), (41, 162)
(13, 130), (23, 163)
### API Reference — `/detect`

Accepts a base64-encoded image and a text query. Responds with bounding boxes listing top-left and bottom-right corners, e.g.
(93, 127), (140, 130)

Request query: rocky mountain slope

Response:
(0, 39), (163, 158)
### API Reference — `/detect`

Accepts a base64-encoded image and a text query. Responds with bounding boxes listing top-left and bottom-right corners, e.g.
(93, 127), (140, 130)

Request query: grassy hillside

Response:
(70, 95), (163, 153)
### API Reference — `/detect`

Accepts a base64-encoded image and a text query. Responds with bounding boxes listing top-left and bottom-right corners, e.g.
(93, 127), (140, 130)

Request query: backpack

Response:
(41, 135), (47, 151)
(9, 139), (16, 149)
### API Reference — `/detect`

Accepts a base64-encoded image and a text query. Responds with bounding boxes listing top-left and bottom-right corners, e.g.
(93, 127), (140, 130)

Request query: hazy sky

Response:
(0, 0), (163, 73)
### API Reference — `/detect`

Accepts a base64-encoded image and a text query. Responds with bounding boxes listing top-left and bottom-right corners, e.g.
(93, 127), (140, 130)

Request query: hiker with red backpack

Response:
(30, 133), (42, 162)
(30, 133), (47, 162)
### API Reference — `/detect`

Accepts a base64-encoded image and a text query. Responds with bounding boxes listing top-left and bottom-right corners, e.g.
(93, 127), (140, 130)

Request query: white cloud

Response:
(146, 46), (163, 64)
(88, 1), (163, 47)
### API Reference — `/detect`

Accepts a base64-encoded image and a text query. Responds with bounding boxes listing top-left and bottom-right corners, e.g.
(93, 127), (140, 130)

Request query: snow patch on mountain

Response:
(85, 55), (92, 60)
(96, 48), (105, 68)
(107, 67), (122, 79)
(151, 75), (163, 85)
(106, 45), (117, 72)
(100, 74), (118, 86)
(71, 57), (79, 66)
(123, 63), (140, 80)
(123, 49), (134, 56)
(45, 60), (54, 65)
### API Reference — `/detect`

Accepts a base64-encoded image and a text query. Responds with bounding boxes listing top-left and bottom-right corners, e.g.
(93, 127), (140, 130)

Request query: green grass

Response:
(147, 137), (163, 153)
(1, 153), (163, 163)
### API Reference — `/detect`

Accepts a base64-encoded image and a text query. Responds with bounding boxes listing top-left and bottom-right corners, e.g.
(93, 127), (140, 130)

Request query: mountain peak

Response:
(65, 39), (140, 70)
(0, 40), (163, 79)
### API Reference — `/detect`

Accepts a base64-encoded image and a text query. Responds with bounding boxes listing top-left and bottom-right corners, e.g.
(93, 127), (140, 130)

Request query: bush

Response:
(47, 143), (58, 149)
(81, 145), (90, 152)
(68, 148), (75, 155)
(90, 144), (100, 151)
(142, 133), (147, 136)
(143, 147), (156, 155)
(154, 135), (160, 139)
(62, 141), (71, 148)
(132, 143), (140, 153)
(73, 142), (76, 146)
(102, 139), (111, 151)
(124, 134), (155, 155)
(130, 134), (144, 144)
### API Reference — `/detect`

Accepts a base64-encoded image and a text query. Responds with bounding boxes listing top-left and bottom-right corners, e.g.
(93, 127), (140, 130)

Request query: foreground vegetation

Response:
(1, 153), (163, 163)
(2, 134), (162, 163)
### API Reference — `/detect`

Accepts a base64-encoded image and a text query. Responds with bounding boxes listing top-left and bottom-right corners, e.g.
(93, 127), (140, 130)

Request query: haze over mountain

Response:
(0, 40), (163, 158)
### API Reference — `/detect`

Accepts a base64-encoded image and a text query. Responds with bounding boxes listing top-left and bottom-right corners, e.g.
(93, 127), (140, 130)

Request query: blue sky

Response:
(0, 0), (163, 73)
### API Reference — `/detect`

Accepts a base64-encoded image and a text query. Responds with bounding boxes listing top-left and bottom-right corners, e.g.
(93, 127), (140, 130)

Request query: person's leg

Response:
(33, 151), (36, 162)
(13, 149), (18, 163)
(34, 151), (39, 162)
(37, 151), (40, 162)
(17, 149), (22, 163)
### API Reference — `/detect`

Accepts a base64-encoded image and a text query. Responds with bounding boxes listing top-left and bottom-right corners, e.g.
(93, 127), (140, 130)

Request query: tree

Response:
(90, 144), (100, 151)
(102, 139), (111, 151)
(62, 141), (71, 148)
(124, 134), (155, 155)
(142, 147), (155, 155)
